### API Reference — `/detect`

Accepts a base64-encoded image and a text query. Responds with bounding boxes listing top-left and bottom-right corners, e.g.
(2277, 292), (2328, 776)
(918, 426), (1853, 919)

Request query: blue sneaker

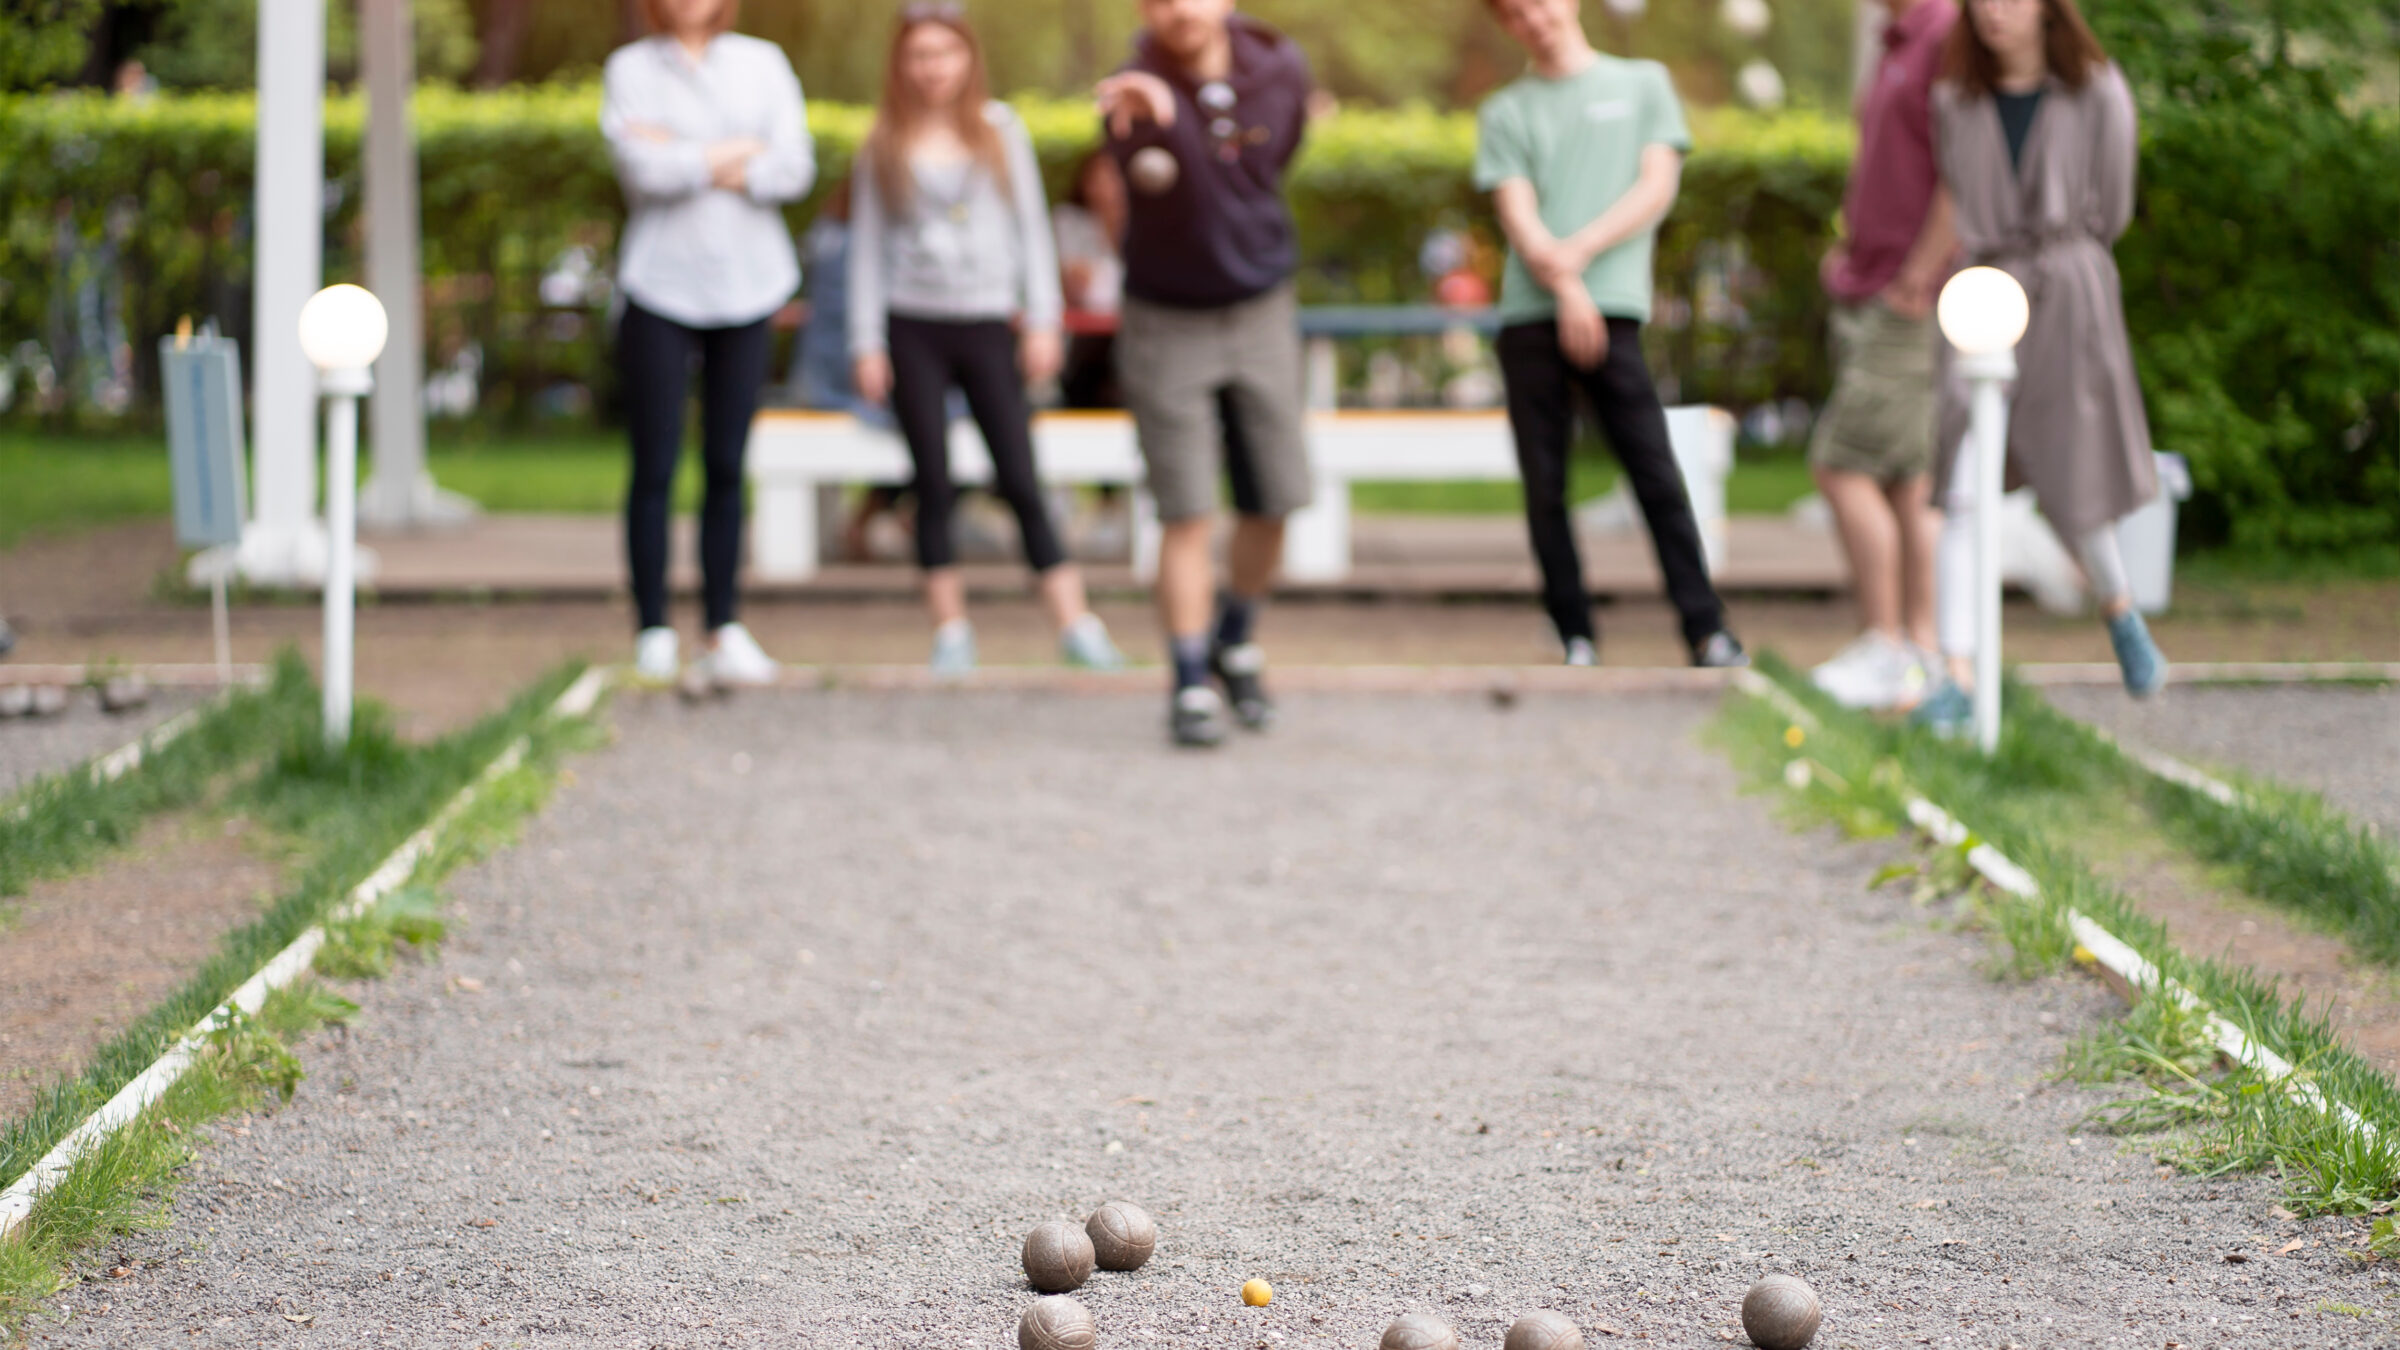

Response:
(2107, 610), (2168, 699)
(1059, 615), (1125, 671)
(930, 620), (977, 678)
(1910, 677), (1974, 740)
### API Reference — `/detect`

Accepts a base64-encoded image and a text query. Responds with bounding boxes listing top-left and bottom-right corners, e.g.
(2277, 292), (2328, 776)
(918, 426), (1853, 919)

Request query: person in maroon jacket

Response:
(1807, 0), (1960, 712)
(1096, 0), (1314, 750)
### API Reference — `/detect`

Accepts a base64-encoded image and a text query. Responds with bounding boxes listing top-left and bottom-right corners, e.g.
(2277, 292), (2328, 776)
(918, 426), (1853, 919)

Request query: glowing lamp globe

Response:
(297, 284), (390, 373)
(1937, 267), (2029, 357)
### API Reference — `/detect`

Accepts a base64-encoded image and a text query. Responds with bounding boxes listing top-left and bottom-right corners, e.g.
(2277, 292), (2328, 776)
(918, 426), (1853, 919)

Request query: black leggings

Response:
(887, 315), (1067, 573)
(620, 301), (772, 632)
(1496, 318), (1725, 647)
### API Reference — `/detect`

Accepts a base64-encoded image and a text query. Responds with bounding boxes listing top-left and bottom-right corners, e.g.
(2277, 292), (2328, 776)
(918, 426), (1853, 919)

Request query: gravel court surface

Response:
(0, 685), (208, 794)
(2048, 683), (2400, 838)
(33, 689), (2400, 1349)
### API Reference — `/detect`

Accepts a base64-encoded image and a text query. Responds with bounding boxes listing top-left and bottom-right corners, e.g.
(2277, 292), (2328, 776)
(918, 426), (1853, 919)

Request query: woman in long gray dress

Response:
(1918, 0), (2166, 727)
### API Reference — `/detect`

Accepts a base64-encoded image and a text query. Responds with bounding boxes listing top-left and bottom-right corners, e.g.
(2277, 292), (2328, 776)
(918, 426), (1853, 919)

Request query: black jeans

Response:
(887, 315), (1066, 574)
(1495, 318), (1726, 648)
(620, 301), (772, 633)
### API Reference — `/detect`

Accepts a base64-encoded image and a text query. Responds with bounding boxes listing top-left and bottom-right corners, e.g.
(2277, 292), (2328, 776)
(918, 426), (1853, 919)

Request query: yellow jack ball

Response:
(1241, 1279), (1273, 1307)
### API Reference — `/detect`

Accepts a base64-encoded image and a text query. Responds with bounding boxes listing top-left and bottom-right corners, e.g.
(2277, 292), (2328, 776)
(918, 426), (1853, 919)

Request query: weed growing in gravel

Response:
(1717, 658), (2400, 1214)
(316, 887), (450, 981)
(0, 655), (315, 900)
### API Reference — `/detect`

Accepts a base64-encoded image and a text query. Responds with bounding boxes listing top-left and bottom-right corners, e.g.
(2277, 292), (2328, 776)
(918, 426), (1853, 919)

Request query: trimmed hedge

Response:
(0, 89), (1846, 425)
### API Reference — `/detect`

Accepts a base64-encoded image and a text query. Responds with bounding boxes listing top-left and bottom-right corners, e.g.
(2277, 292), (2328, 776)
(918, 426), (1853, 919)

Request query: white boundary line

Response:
(0, 664), (270, 689)
(1729, 669), (2379, 1145)
(0, 666), (611, 1242)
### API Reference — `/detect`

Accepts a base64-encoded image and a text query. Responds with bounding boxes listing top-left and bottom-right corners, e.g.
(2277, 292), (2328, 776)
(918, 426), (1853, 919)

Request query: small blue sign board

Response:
(160, 335), (249, 549)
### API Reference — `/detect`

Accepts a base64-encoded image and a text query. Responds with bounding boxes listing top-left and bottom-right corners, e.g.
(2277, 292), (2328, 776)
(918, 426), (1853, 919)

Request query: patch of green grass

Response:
(0, 979), (355, 1336)
(1716, 657), (2400, 1213)
(0, 661), (588, 1196)
(0, 659), (316, 900)
(0, 434), (170, 549)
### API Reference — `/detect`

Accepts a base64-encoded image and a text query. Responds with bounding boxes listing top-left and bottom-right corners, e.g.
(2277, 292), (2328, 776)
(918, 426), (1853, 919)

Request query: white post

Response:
(241, 0), (328, 584)
(360, 0), (445, 529)
(1962, 349), (2017, 756)
(321, 369), (369, 745)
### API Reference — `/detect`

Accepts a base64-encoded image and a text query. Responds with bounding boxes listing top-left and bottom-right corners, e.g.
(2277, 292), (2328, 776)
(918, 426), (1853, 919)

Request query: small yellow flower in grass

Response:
(1241, 1279), (1273, 1306)
(1784, 725), (1806, 749)
(2072, 945), (2098, 966)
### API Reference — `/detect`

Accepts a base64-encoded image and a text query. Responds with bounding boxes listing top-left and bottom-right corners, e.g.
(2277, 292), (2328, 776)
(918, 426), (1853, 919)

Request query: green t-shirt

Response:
(1474, 55), (1692, 324)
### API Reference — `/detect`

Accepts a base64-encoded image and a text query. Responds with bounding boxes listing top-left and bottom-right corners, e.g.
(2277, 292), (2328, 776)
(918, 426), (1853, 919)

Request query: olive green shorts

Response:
(1116, 283), (1315, 523)
(1808, 301), (1937, 482)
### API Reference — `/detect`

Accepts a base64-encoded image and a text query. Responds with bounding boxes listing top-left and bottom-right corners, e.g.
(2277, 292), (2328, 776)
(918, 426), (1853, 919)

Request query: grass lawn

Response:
(1, 429), (1820, 548)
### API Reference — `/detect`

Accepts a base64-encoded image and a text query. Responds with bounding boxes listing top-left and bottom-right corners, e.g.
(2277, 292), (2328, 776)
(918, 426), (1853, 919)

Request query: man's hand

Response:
(1096, 72), (1178, 139)
(853, 353), (892, 407)
(1523, 237), (1585, 294)
(1020, 329), (1064, 388)
(1882, 268), (1938, 321)
(1819, 244), (1850, 295)
(707, 138), (763, 191)
(1554, 282), (1609, 371)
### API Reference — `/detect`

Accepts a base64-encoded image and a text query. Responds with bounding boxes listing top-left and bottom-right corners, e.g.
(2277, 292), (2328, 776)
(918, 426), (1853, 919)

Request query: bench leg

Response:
(750, 476), (820, 582)
(1281, 472), (1351, 583)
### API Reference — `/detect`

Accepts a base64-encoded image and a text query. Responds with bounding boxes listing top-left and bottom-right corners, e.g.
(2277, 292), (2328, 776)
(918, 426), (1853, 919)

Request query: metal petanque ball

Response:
(28, 684), (69, 718)
(0, 684), (31, 718)
(1128, 146), (1180, 195)
(1741, 1274), (1822, 1350)
(1021, 1219), (1096, 1293)
(1503, 1309), (1586, 1350)
(99, 675), (152, 714)
(1379, 1312), (1461, 1350)
(1017, 1294), (1097, 1350)
(1085, 1199), (1156, 1271)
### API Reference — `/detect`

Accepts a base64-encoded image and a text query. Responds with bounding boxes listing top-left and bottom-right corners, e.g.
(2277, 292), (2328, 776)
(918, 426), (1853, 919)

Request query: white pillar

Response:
(1961, 349), (2018, 756)
(240, 0), (328, 584)
(360, 0), (475, 530)
(322, 372), (368, 745)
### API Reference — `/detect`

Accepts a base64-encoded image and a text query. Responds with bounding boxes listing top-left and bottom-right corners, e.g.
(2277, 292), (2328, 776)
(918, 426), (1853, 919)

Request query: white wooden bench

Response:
(746, 405), (1733, 584)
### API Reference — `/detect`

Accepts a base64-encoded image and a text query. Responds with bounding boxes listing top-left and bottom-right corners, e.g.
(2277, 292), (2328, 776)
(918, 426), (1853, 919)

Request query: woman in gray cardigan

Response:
(851, 8), (1122, 675)
(1919, 0), (2166, 730)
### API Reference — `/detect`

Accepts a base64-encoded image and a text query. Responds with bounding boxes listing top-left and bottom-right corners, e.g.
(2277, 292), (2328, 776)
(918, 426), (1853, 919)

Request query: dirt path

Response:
(27, 690), (2395, 1348)
(0, 814), (280, 1120)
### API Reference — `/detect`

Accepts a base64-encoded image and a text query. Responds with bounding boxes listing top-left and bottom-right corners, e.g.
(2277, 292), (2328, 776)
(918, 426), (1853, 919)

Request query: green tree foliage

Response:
(133, 0), (481, 89)
(0, 0), (107, 90)
(2091, 0), (2400, 554)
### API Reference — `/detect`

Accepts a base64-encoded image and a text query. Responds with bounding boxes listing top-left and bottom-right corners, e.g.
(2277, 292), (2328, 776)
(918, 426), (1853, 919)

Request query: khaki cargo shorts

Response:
(1116, 282), (1315, 523)
(1809, 301), (1938, 482)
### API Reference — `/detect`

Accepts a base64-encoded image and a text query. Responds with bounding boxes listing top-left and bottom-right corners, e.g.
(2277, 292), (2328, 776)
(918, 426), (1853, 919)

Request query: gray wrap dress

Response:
(1933, 62), (2156, 537)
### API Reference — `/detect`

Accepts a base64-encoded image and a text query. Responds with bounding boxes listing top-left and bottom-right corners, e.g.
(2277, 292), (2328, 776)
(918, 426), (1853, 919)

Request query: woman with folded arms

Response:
(851, 4), (1123, 676)
(603, 0), (814, 686)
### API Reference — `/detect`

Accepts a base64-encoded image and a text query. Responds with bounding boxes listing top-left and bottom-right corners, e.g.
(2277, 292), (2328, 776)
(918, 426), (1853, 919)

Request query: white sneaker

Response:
(634, 627), (679, 684)
(705, 622), (781, 687)
(1563, 636), (1599, 668)
(1810, 631), (1917, 710)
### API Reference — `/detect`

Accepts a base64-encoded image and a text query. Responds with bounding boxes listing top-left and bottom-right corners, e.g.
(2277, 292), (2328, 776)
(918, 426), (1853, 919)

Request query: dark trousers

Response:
(887, 315), (1066, 574)
(620, 301), (772, 633)
(1495, 318), (1726, 648)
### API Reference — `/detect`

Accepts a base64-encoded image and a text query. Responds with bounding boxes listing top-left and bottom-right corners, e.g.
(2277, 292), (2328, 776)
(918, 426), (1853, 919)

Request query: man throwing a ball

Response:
(1098, 0), (1315, 748)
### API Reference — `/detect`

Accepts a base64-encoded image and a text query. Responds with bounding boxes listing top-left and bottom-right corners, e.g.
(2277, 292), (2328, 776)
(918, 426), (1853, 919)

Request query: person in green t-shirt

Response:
(1474, 0), (1746, 670)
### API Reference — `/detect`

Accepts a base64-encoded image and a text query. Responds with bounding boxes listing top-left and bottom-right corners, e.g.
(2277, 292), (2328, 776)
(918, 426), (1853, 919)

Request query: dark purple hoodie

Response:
(1106, 17), (1312, 309)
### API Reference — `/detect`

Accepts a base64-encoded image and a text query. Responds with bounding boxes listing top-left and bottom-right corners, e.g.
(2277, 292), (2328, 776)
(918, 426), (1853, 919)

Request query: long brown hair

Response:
(866, 9), (1011, 216)
(1945, 0), (2109, 98)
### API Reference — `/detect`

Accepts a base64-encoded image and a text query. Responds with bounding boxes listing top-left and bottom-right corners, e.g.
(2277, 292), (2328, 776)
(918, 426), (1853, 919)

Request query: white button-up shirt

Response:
(601, 34), (816, 329)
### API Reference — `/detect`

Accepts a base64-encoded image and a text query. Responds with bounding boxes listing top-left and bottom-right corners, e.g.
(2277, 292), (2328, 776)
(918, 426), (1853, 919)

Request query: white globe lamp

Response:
(297, 283), (390, 379)
(1937, 267), (2029, 359)
(1722, 0), (1772, 40)
(1937, 266), (2030, 757)
(297, 283), (388, 748)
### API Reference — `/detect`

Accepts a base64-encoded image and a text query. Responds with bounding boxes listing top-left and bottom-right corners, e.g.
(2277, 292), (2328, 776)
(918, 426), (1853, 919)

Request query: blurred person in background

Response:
(1807, 0), (1958, 711)
(789, 176), (914, 564)
(1099, 0), (1317, 748)
(603, 0), (815, 686)
(1475, 0), (1747, 671)
(1916, 0), (2164, 733)
(851, 5), (1125, 676)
